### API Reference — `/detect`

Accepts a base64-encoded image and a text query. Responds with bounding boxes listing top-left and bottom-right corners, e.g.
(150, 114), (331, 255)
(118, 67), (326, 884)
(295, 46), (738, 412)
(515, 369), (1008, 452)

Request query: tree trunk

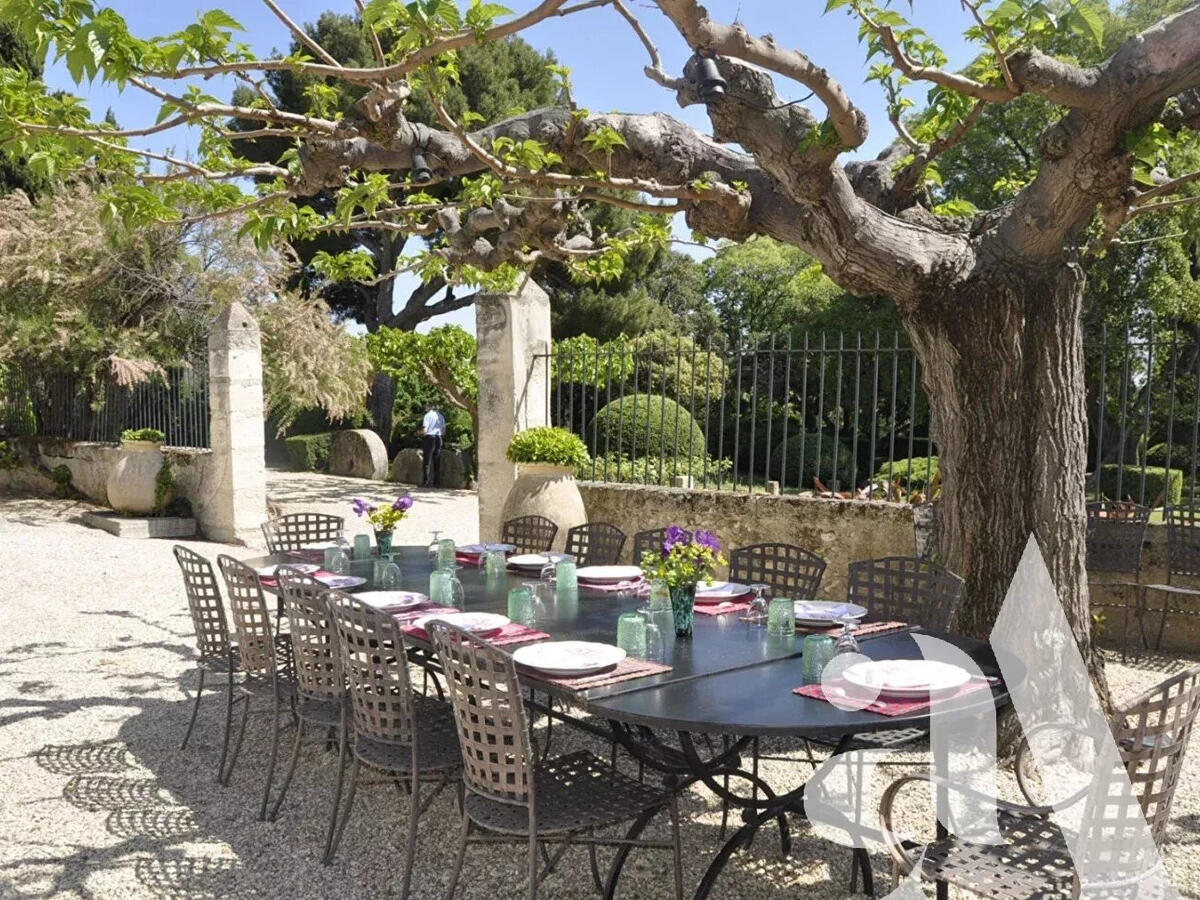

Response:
(905, 259), (1106, 692)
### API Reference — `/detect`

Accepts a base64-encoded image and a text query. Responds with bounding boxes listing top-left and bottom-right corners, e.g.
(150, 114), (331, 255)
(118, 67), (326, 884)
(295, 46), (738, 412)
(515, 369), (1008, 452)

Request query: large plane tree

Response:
(4, 0), (1200, 685)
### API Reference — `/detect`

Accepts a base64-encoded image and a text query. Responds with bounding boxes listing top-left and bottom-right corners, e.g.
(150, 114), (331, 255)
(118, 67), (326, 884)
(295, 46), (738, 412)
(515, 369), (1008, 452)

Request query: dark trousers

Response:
(422, 434), (442, 487)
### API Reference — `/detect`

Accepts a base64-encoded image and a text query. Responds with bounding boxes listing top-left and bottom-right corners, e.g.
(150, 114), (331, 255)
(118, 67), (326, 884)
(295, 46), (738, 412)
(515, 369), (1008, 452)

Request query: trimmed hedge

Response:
(580, 453), (733, 486)
(285, 432), (334, 472)
(1097, 463), (1182, 506)
(586, 394), (706, 461)
(873, 456), (939, 492)
(769, 434), (857, 490)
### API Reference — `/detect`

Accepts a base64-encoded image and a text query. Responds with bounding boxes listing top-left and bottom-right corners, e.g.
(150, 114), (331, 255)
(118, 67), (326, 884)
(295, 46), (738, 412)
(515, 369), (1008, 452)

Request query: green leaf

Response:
(1067, 2), (1104, 48)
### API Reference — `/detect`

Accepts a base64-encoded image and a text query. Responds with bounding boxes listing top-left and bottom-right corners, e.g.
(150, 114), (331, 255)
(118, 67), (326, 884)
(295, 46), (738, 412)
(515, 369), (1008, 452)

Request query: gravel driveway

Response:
(1, 471), (1197, 898)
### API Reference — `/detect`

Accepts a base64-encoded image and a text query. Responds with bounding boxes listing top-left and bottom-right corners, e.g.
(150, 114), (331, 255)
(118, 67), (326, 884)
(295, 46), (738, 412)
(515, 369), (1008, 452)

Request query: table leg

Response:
(934, 727), (949, 900)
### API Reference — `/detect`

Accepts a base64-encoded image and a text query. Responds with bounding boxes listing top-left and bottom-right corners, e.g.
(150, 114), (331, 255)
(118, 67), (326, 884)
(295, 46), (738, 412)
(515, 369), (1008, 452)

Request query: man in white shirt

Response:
(420, 403), (446, 487)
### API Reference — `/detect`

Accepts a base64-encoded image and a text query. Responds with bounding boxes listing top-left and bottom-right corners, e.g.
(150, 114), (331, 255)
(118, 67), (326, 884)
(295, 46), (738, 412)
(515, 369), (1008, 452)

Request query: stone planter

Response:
(500, 463), (587, 550)
(107, 443), (168, 514)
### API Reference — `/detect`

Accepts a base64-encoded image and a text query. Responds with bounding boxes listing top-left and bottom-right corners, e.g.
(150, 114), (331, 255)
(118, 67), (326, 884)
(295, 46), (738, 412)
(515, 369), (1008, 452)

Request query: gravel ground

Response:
(1, 470), (1198, 899)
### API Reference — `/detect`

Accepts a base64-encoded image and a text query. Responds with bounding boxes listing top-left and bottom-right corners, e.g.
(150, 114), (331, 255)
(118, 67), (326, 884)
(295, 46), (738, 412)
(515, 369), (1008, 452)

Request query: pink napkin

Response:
(694, 601), (752, 617)
(580, 577), (646, 593)
(455, 552), (484, 566)
(792, 678), (994, 717)
(486, 623), (551, 646)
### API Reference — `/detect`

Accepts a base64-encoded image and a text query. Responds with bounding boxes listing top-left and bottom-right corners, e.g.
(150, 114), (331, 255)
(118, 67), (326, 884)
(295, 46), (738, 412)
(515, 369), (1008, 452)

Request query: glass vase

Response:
(669, 584), (697, 637)
(374, 530), (394, 557)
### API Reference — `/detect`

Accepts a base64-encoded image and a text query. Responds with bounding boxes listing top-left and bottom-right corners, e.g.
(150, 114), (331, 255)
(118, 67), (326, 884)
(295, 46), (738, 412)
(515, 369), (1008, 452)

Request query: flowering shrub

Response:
(352, 495), (413, 532)
(639, 526), (726, 588)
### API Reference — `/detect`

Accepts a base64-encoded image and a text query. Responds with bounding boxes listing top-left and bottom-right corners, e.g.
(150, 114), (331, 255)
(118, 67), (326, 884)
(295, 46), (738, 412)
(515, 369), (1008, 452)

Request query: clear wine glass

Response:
(739, 583), (770, 624)
(833, 615), (860, 655)
(427, 529), (442, 559)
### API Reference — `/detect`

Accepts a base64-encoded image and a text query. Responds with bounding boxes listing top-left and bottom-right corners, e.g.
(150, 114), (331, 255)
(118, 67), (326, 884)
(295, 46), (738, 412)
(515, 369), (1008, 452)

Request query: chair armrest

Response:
(1014, 722), (1100, 812)
(878, 772), (1057, 875)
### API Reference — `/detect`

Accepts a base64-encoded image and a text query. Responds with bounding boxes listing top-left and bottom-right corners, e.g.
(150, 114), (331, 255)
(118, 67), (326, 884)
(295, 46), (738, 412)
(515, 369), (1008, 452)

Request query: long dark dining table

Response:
(246, 544), (1013, 900)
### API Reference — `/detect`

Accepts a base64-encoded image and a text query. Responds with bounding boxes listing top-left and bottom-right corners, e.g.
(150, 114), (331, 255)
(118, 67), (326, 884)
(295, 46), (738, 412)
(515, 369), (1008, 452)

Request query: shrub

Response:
(769, 434), (857, 490)
(285, 432), (334, 472)
(0, 440), (18, 469)
(50, 463), (71, 497)
(121, 427), (165, 443)
(507, 427), (590, 469)
(587, 394), (707, 461)
(873, 456), (939, 492)
(1097, 464), (1182, 507)
(580, 453), (732, 487)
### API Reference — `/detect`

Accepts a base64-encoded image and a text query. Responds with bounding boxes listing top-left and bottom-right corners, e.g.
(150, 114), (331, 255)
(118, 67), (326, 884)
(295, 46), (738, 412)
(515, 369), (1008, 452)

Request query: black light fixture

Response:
(692, 52), (726, 103)
(410, 149), (433, 184)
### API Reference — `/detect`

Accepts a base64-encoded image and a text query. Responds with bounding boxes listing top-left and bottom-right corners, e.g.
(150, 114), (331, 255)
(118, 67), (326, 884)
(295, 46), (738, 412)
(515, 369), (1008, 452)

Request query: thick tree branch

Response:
(654, 0), (868, 148)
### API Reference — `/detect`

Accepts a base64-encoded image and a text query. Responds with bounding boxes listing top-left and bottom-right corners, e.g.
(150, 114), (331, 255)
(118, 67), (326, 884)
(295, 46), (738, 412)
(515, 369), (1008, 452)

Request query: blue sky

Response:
(42, 1), (981, 333)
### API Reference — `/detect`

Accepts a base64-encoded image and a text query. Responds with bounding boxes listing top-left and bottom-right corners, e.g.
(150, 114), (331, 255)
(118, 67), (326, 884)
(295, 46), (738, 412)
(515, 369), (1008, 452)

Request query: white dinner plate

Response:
(458, 543), (515, 555)
(255, 563), (319, 577)
(792, 600), (868, 626)
(694, 581), (753, 604)
(354, 591), (427, 611)
(300, 542), (337, 552)
(842, 659), (971, 698)
(507, 553), (551, 570)
(411, 612), (510, 637)
(512, 641), (627, 677)
(576, 565), (643, 584)
(315, 574), (367, 590)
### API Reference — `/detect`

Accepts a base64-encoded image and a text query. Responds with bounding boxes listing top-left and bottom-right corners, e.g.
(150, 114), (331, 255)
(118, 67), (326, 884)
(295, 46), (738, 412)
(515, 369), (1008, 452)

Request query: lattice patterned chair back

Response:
(632, 526), (726, 565)
(428, 621), (534, 805)
(1073, 665), (1200, 883)
(1085, 501), (1150, 575)
(327, 590), (416, 746)
(216, 555), (277, 678)
(261, 512), (345, 553)
(276, 567), (342, 703)
(564, 522), (627, 567)
(501, 515), (558, 554)
(1165, 506), (1200, 582)
(173, 545), (231, 660)
(729, 543), (827, 600)
(846, 557), (965, 631)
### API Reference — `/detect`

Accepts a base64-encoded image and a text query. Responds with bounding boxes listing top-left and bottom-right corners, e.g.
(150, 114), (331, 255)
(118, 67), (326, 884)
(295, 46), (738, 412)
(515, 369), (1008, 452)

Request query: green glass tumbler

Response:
(436, 538), (457, 569)
(485, 550), (508, 578)
(507, 586), (534, 625)
(555, 560), (578, 594)
(616, 612), (647, 657)
(353, 534), (372, 560)
(766, 597), (796, 637)
(802, 635), (837, 685)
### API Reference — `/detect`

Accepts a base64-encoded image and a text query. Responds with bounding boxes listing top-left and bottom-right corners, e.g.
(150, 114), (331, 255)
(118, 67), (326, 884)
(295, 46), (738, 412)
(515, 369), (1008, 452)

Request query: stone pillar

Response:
(476, 280), (550, 542)
(205, 302), (267, 544)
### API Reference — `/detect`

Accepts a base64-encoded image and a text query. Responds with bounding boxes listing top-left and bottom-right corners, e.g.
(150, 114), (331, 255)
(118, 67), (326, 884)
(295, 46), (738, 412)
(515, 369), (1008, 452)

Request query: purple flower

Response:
(393, 495), (413, 512)
(351, 497), (375, 518)
(694, 530), (720, 552)
(662, 525), (690, 554)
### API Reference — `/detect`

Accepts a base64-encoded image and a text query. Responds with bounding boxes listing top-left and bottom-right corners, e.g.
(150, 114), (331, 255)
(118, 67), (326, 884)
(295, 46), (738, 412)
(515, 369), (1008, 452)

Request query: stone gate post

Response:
(475, 279), (550, 542)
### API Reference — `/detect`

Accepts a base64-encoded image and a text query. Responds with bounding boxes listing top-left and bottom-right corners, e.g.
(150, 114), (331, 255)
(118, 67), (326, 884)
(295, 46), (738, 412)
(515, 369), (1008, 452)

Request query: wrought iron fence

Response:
(534, 324), (1200, 506)
(0, 353), (211, 449)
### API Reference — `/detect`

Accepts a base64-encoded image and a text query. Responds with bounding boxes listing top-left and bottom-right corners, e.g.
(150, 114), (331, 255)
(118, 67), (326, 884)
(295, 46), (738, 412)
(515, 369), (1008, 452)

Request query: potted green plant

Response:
(108, 428), (170, 514)
(120, 427), (166, 451)
(640, 527), (726, 636)
(500, 427), (590, 548)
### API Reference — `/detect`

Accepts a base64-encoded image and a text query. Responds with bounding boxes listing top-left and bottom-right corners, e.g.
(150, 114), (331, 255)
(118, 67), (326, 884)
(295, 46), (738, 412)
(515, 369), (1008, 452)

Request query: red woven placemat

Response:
(792, 678), (993, 717)
(795, 620), (909, 638)
(694, 601), (752, 617)
(521, 656), (672, 691)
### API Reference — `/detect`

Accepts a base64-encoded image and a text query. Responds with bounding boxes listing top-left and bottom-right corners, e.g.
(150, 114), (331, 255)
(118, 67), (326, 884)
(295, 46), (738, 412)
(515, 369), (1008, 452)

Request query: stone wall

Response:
(577, 482), (914, 600)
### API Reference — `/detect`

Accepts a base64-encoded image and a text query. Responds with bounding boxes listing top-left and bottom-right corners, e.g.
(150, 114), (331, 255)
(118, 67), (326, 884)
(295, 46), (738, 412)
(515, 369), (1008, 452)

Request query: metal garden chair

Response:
(1085, 500), (1150, 659)
(879, 665), (1200, 897)
(847, 556), (966, 632)
(501, 515), (558, 554)
(1139, 505), (1200, 652)
(261, 512), (345, 553)
(563, 522), (627, 567)
(216, 555), (297, 818)
(728, 542), (827, 600)
(270, 567), (349, 863)
(428, 621), (683, 900)
(173, 545), (240, 784)
(323, 591), (461, 883)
